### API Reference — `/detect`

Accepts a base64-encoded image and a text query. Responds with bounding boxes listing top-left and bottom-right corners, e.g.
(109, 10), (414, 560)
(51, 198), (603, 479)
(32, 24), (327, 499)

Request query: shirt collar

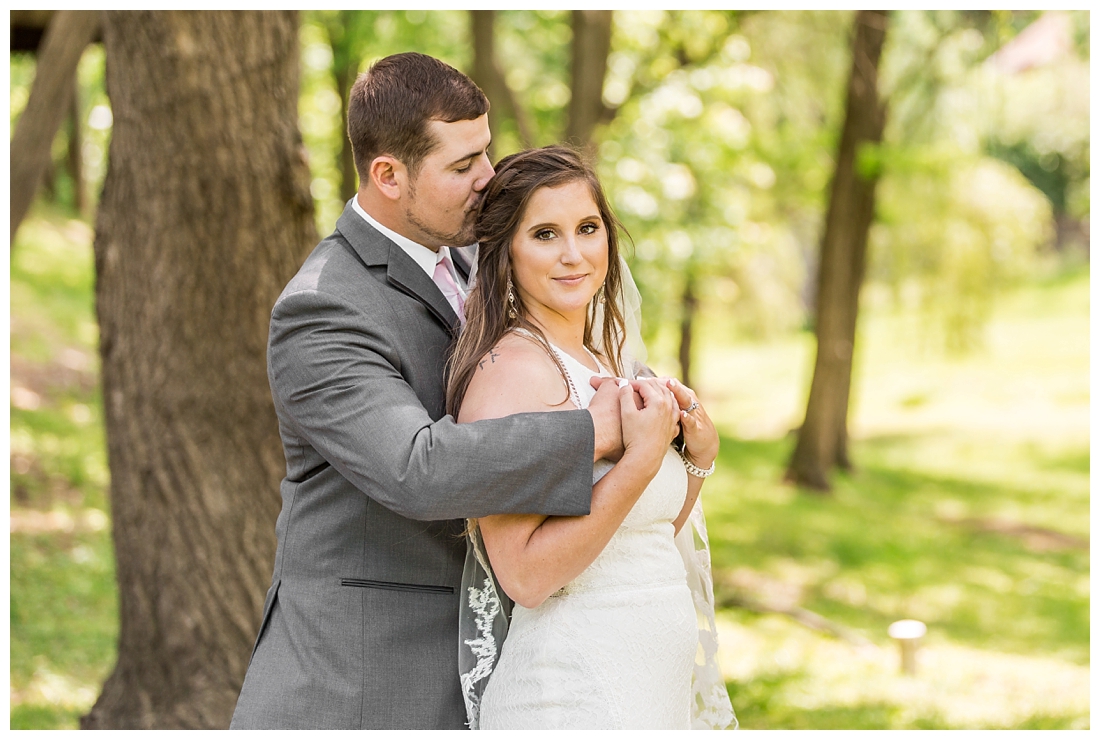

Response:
(351, 196), (451, 281)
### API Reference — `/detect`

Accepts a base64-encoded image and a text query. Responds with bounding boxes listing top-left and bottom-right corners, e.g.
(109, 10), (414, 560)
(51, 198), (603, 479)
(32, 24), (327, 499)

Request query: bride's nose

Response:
(559, 236), (582, 265)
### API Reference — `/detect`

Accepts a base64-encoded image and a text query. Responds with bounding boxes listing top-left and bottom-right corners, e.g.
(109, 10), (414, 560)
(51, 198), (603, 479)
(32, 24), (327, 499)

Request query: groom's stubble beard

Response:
(405, 178), (481, 249)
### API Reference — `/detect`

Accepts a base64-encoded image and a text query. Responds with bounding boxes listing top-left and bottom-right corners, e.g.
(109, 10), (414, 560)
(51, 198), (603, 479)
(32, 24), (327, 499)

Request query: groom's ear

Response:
(369, 156), (406, 201)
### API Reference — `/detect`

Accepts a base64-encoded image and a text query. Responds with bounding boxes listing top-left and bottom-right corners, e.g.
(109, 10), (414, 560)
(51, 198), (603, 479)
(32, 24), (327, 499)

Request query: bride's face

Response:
(509, 179), (609, 323)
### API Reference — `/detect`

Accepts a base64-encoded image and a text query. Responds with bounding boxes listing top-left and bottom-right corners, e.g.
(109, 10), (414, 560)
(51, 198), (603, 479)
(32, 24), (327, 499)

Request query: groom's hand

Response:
(588, 376), (625, 462)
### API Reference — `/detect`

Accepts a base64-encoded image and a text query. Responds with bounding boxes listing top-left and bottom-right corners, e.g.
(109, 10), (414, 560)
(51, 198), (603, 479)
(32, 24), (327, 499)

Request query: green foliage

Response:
(492, 10), (574, 150)
(873, 156), (1053, 352)
(597, 11), (852, 351)
(287, 10), (1088, 357)
(981, 39), (1090, 223)
(9, 45), (111, 219)
(862, 10), (1086, 352)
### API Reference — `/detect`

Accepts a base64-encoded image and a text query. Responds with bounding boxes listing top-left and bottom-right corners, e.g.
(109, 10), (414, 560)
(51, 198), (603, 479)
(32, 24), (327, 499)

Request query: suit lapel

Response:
(335, 202), (460, 333)
(450, 245), (475, 286)
(386, 249), (460, 332)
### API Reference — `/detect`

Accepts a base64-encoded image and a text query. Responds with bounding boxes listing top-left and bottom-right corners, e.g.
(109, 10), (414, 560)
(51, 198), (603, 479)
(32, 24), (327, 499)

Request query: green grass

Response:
(10, 208), (116, 730)
(679, 262), (1090, 729)
(8, 208), (1090, 729)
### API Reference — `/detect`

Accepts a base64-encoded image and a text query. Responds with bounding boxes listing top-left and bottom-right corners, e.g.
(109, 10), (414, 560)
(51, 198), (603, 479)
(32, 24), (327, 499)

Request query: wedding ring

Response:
(684, 400), (700, 413)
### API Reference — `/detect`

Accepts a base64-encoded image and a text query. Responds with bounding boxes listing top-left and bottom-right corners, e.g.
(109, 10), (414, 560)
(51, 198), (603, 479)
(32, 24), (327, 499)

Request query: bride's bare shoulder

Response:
(457, 331), (572, 422)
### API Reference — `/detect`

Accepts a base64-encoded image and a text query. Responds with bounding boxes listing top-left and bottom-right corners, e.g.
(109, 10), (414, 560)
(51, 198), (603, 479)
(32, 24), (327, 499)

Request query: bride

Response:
(446, 146), (735, 730)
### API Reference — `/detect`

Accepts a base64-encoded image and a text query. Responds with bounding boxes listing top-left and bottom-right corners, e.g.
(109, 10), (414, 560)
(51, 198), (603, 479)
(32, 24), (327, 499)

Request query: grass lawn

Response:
(10, 209), (116, 729)
(681, 260), (1090, 729)
(8, 209), (1090, 729)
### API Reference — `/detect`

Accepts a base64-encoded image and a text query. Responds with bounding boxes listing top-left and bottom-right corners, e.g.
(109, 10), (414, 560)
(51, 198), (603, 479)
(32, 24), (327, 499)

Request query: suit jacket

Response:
(230, 202), (594, 729)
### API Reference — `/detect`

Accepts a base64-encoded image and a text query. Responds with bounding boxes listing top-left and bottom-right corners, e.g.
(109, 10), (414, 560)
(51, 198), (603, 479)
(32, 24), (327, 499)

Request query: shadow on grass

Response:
(727, 673), (942, 730)
(9, 531), (118, 729)
(706, 432), (1089, 663)
(726, 674), (1086, 730)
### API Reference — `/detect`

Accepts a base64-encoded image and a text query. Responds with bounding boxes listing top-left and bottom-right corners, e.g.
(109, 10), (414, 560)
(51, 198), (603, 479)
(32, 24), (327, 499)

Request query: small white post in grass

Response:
(887, 619), (927, 676)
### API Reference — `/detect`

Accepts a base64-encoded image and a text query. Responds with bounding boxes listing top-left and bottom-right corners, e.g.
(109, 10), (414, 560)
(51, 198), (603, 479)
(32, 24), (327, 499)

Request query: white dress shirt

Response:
(351, 196), (467, 294)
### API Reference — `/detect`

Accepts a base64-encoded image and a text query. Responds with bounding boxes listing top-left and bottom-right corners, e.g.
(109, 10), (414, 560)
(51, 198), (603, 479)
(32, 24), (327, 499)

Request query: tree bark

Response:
(678, 273), (698, 389)
(69, 77), (87, 215)
(332, 61), (359, 201)
(566, 10), (614, 153)
(786, 10), (889, 492)
(10, 10), (100, 242)
(469, 10), (533, 158)
(321, 10), (362, 202)
(81, 11), (316, 729)
(10, 10), (58, 52)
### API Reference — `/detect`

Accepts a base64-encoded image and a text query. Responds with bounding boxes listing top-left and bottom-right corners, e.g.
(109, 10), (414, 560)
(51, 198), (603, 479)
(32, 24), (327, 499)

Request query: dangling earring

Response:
(597, 285), (607, 305)
(507, 278), (519, 320)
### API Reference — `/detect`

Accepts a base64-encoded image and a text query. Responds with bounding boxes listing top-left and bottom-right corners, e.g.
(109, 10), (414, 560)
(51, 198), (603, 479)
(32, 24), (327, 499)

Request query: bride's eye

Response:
(578, 221), (600, 235)
(534, 228), (556, 241)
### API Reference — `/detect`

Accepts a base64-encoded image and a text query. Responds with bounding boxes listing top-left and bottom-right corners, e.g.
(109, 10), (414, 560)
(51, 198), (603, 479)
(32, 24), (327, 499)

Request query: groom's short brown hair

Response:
(348, 52), (489, 181)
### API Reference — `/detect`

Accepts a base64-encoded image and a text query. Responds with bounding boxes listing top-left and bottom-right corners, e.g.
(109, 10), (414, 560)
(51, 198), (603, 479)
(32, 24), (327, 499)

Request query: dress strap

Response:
(548, 345), (591, 410)
(510, 328), (608, 410)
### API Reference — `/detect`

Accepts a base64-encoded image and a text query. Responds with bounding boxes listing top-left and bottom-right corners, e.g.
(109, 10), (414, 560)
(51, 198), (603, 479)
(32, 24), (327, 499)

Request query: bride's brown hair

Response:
(445, 146), (628, 418)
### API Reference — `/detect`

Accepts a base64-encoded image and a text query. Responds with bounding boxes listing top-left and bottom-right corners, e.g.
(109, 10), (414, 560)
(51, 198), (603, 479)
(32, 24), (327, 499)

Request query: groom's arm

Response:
(268, 287), (595, 520)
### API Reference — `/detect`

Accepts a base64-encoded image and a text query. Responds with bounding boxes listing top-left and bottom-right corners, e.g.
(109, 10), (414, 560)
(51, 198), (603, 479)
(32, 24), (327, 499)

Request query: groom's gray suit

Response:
(230, 202), (595, 729)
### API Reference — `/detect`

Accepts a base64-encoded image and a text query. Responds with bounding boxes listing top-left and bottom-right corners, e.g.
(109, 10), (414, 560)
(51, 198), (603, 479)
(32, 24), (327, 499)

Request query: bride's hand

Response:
(664, 378), (718, 469)
(619, 378), (680, 474)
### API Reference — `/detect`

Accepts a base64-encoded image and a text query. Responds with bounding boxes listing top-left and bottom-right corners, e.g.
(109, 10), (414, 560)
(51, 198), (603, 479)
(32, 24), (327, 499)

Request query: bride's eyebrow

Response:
(526, 214), (601, 232)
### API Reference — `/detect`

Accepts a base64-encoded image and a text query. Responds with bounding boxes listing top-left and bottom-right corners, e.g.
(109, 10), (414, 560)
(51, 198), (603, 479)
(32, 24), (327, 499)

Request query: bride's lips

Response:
(553, 274), (588, 286)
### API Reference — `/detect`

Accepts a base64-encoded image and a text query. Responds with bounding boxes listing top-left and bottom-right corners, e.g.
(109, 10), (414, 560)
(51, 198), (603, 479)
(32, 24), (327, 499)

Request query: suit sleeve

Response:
(267, 287), (594, 520)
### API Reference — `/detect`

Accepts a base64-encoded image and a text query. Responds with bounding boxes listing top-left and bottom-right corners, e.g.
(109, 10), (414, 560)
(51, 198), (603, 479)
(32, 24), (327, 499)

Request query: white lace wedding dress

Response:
(459, 339), (736, 730)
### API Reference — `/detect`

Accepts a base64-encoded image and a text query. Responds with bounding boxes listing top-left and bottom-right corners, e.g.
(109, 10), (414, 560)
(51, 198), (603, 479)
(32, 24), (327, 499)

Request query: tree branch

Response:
(10, 10), (101, 241)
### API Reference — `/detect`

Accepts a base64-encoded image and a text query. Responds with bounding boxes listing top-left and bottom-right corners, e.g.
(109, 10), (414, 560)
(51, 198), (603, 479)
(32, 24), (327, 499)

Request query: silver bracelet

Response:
(679, 450), (715, 478)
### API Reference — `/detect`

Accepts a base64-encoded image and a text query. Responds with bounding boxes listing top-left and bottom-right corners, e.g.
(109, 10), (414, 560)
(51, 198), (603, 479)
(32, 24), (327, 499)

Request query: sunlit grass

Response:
(10, 530), (118, 730)
(8, 209), (1089, 729)
(10, 208), (115, 730)
(719, 614), (1089, 729)
(686, 263), (1089, 729)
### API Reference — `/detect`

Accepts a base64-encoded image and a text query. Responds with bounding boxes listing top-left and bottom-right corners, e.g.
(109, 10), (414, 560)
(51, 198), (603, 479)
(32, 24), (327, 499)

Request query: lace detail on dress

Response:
(676, 499), (738, 729)
(458, 525), (510, 729)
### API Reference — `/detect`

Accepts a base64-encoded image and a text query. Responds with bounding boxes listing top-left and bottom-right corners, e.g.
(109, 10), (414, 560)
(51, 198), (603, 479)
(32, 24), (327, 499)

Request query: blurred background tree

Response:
(786, 10), (890, 491)
(9, 9), (1090, 730)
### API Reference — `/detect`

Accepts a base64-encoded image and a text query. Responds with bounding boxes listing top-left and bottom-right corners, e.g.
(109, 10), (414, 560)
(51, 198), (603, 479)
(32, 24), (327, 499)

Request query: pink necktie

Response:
(432, 255), (466, 325)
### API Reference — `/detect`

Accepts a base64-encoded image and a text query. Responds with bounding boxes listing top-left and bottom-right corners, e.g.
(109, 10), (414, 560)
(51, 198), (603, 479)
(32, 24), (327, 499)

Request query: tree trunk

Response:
(786, 10), (889, 492)
(9, 10), (100, 241)
(69, 77), (88, 216)
(566, 10), (614, 153)
(333, 59), (359, 201)
(322, 10), (361, 202)
(678, 273), (698, 389)
(469, 9), (532, 158)
(81, 10), (316, 729)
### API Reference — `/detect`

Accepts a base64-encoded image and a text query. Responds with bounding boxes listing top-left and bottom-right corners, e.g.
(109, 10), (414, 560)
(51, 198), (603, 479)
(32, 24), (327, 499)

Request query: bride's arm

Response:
(458, 335), (679, 609)
(666, 378), (718, 534)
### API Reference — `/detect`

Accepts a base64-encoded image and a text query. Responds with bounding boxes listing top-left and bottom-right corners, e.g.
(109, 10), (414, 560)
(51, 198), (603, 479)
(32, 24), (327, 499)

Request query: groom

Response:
(229, 53), (625, 729)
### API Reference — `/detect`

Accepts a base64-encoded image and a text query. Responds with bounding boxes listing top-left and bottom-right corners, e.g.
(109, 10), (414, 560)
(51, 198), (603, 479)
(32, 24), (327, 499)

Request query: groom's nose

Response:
(473, 154), (495, 192)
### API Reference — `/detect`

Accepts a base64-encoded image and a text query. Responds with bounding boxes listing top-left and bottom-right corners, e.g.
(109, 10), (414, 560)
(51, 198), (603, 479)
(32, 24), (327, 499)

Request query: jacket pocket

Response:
(340, 577), (454, 595)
